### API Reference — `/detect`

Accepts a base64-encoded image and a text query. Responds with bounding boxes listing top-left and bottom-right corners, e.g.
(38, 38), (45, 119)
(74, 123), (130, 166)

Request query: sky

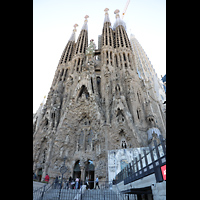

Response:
(33, 0), (166, 113)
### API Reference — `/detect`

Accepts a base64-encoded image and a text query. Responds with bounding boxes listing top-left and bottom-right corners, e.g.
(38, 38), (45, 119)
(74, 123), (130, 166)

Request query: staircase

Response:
(81, 189), (121, 200)
(38, 188), (121, 200)
(41, 188), (80, 200)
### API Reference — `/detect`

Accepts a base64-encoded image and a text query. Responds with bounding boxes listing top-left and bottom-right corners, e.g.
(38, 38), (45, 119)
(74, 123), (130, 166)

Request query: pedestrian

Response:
(69, 176), (72, 189)
(86, 176), (90, 189)
(45, 174), (49, 184)
(33, 172), (37, 180)
(58, 176), (62, 189)
(71, 179), (75, 189)
(75, 177), (79, 189)
(54, 176), (58, 189)
(94, 176), (100, 189)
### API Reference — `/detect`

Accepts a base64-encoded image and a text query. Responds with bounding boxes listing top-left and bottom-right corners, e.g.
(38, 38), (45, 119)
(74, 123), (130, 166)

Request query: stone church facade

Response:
(33, 8), (166, 184)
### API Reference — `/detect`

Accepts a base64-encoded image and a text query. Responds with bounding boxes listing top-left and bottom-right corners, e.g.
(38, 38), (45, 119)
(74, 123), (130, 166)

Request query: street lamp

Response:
(58, 156), (67, 200)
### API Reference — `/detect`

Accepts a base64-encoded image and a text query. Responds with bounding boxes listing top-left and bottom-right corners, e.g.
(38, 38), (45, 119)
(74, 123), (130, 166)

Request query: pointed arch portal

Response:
(85, 160), (95, 189)
(73, 160), (81, 182)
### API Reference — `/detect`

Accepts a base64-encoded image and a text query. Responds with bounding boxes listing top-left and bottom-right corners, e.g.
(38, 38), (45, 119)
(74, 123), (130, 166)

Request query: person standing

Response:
(94, 176), (100, 189)
(75, 177), (79, 189)
(54, 176), (58, 189)
(69, 176), (72, 189)
(58, 176), (62, 189)
(86, 176), (90, 189)
(44, 174), (49, 184)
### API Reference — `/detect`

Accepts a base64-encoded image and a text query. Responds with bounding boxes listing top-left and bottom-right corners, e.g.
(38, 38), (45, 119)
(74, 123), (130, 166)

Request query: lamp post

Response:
(58, 156), (67, 200)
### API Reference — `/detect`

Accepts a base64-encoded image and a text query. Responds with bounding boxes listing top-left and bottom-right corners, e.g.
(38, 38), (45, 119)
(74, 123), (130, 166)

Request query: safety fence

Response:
(33, 181), (137, 200)
(114, 135), (166, 185)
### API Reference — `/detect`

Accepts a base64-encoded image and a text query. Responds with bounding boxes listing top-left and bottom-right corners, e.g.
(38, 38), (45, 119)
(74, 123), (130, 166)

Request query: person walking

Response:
(54, 176), (58, 189)
(69, 176), (72, 189)
(94, 176), (100, 189)
(75, 177), (79, 189)
(86, 176), (90, 189)
(44, 174), (49, 184)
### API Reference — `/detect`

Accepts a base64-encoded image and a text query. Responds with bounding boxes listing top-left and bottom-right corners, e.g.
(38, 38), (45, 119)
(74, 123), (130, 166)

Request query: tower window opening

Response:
(137, 110), (140, 119)
(91, 77), (94, 93)
(64, 69), (68, 81)
(137, 92), (141, 103)
(123, 53), (126, 61)
(128, 54), (130, 62)
(125, 63), (127, 68)
(78, 58), (80, 66)
(106, 51), (108, 58)
(115, 55), (118, 67)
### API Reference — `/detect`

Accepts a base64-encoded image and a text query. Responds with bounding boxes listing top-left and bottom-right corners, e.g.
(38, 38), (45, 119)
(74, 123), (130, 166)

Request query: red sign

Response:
(161, 165), (166, 180)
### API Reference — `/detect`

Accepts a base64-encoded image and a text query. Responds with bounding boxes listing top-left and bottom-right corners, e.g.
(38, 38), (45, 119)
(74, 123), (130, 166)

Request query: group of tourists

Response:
(33, 172), (100, 190)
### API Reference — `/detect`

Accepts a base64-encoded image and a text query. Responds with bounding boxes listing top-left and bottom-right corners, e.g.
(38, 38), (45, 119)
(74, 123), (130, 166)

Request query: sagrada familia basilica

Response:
(33, 8), (166, 185)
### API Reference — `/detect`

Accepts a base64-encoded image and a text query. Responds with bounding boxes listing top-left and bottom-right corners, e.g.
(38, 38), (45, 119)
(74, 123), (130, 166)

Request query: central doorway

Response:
(73, 160), (81, 186)
(85, 160), (95, 189)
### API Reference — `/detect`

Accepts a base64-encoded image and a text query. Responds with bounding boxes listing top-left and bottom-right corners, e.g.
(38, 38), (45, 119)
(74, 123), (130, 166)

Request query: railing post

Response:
(153, 140), (161, 160)
(149, 143), (155, 163)
(135, 157), (139, 172)
(40, 184), (46, 200)
(139, 153), (143, 169)
(159, 134), (166, 155)
(132, 160), (135, 174)
(143, 149), (148, 166)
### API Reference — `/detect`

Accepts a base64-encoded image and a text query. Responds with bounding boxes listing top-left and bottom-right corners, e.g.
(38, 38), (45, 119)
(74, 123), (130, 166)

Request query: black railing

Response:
(33, 181), (137, 200)
(114, 135), (166, 185)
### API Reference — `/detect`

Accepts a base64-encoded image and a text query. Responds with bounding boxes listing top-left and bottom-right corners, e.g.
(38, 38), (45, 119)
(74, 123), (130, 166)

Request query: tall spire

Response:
(113, 9), (126, 30)
(59, 24), (78, 65)
(104, 8), (111, 24)
(69, 24), (78, 41)
(81, 15), (89, 31)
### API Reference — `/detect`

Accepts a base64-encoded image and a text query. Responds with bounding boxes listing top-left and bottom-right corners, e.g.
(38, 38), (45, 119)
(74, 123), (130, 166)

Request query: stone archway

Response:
(85, 160), (95, 189)
(73, 160), (81, 182)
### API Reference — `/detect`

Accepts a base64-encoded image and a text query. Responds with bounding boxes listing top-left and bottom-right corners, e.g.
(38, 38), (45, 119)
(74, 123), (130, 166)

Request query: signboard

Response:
(161, 165), (166, 180)
(60, 166), (67, 174)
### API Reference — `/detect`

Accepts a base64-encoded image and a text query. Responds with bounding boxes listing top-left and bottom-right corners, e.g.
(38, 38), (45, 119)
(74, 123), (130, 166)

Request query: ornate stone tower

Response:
(33, 9), (166, 184)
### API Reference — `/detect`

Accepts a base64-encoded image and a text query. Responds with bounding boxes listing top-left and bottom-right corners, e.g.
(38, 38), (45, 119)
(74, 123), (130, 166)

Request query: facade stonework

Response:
(33, 9), (166, 184)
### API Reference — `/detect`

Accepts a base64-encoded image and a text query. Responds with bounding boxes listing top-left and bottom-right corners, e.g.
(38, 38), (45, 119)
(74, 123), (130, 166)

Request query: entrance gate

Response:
(73, 161), (81, 183)
(85, 160), (95, 189)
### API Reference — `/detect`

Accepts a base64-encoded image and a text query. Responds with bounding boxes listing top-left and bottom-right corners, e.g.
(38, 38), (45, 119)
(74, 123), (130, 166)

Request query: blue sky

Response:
(33, 0), (166, 113)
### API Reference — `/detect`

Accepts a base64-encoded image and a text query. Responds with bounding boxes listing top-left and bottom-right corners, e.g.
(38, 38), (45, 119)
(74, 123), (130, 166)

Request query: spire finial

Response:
(84, 15), (89, 22)
(69, 24), (78, 41)
(104, 8), (111, 24)
(73, 23), (78, 32)
(114, 9), (120, 18)
(104, 8), (109, 14)
(82, 15), (89, 31)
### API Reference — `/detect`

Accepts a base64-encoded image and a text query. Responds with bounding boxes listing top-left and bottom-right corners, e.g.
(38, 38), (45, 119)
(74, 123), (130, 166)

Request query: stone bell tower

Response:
(33, 8), (166, 184)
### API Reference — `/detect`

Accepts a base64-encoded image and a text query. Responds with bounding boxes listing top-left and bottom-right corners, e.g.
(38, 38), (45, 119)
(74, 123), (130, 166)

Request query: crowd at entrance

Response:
(33, 159), (96, 189)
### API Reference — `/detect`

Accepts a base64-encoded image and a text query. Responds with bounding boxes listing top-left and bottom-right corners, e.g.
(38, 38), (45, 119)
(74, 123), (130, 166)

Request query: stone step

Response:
(42, 189), (80, 200)
(40, 188), (120, 200)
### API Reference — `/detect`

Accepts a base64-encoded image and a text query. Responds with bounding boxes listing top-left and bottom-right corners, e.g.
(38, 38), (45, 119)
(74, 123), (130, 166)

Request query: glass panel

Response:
(153, 148), (158, 160)
(146, 152), (152, 164)
(134, 163), (137, 172)
(158, 145), (164, 157)
(142, 157), (146, 167)
(137, 160), (141, 170)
